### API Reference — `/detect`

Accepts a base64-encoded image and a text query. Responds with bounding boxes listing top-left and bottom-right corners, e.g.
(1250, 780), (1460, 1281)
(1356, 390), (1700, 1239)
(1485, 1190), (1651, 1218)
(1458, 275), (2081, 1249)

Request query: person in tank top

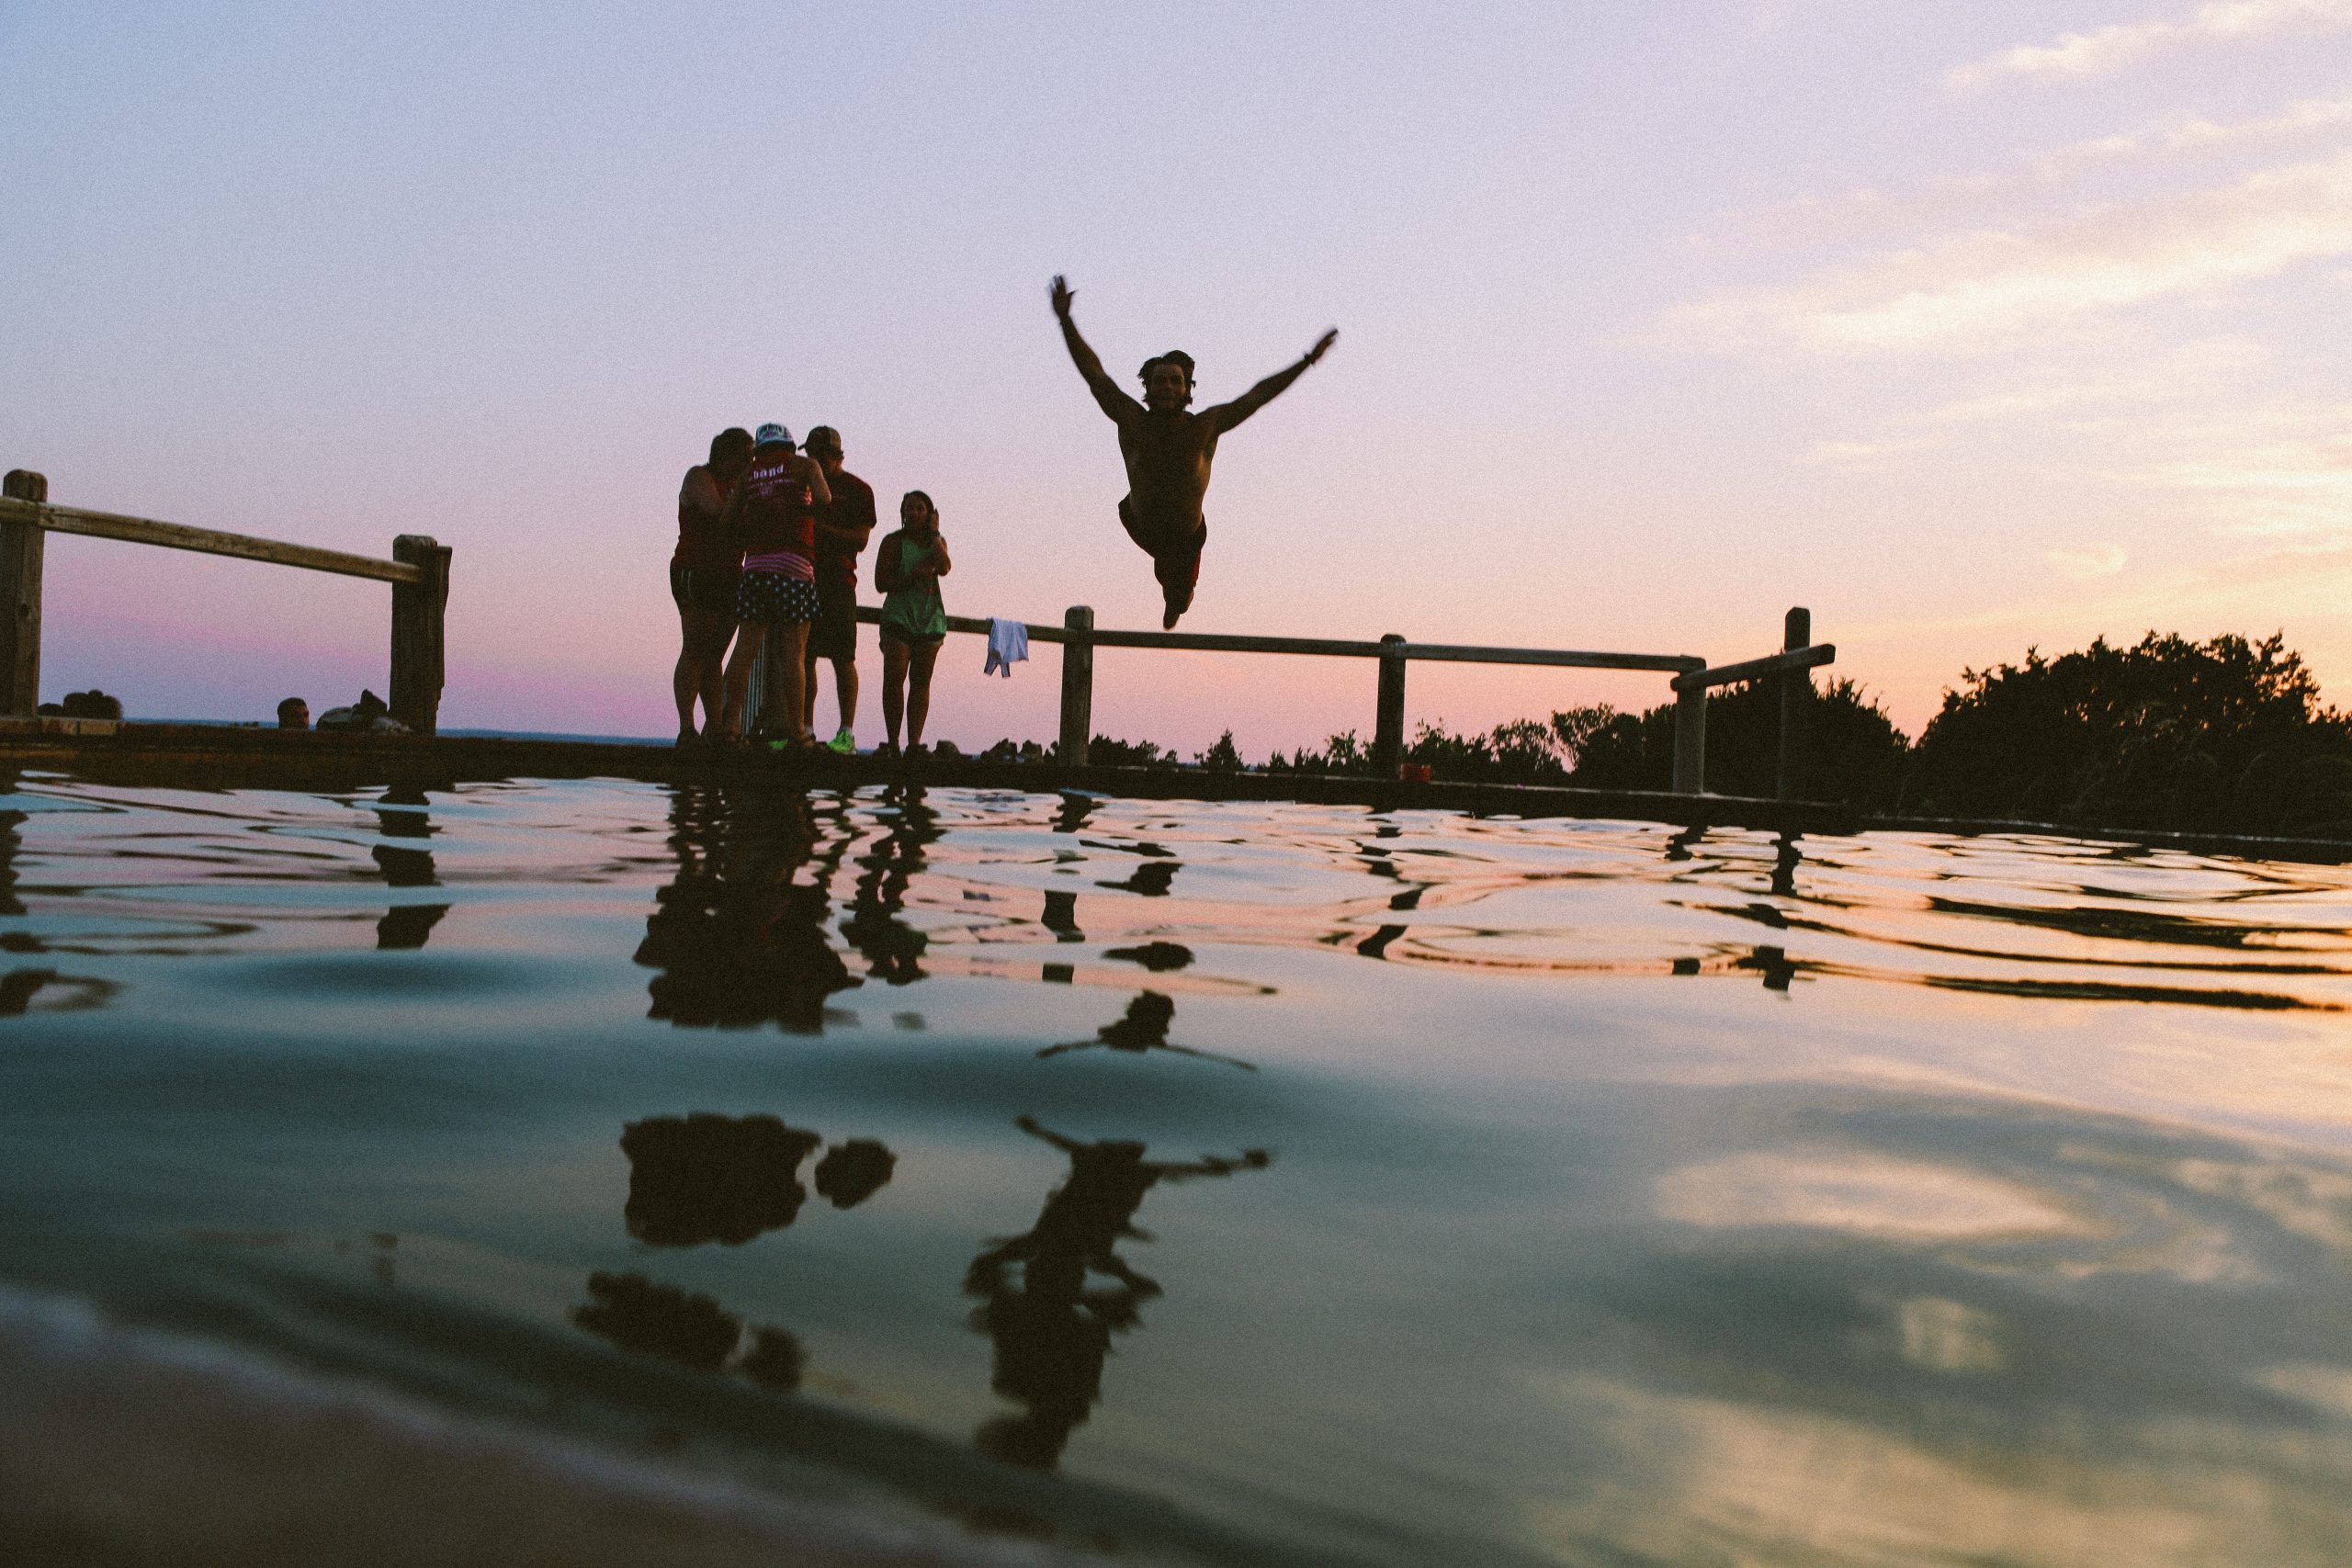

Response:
(714, 424), (832, 746)
(671, 426), (753, 745)
(872, 490), (951, 758)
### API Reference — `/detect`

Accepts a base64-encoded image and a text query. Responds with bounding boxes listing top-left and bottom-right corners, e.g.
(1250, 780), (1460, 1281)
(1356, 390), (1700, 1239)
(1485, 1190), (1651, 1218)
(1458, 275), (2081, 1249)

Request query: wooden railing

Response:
(836, 603), (1835, 797)
(0, 470), (451, 732)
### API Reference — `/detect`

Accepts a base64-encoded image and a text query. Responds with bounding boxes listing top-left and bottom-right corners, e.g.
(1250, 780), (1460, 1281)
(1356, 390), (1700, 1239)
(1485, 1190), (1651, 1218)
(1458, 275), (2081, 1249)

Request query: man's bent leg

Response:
(1152, 522), (1205, 629)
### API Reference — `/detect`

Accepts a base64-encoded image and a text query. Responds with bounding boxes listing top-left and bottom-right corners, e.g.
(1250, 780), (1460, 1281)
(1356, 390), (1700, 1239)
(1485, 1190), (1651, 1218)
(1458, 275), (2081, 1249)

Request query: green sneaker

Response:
(826, 728), (856, 755)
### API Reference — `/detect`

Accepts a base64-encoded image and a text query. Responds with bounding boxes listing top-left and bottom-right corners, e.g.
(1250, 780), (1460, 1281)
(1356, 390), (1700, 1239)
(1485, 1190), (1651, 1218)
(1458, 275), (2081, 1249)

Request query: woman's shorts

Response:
(670, 563), (741, 616)
(736, 570), (820, 627)
(878, 622), (945, 650)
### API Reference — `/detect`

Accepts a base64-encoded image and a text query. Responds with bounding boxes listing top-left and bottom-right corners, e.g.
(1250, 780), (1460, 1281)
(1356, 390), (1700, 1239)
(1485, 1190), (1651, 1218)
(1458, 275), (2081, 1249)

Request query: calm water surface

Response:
(3, 772), (2351, 1565)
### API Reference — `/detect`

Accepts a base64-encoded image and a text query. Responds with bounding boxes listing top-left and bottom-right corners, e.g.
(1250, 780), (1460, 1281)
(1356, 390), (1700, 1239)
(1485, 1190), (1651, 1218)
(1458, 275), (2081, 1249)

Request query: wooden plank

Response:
(1673, 642), (1836, 693)
(1057, 605), (1094, 764)
(0, 473), (45, 717)
(0, 498), (423, 583)
(1401, 643), (1702, 673)
(1673, 684), (1706, 795)
(1373, 633), (1408, 773)
(854, 605), (1700, 671)
(1776, 606), (1810, 801)
(388, 535), (450, 734)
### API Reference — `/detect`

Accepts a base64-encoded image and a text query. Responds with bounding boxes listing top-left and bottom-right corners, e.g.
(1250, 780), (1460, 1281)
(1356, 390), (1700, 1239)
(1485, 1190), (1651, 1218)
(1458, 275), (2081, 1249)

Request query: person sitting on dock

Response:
(672, 426), (754, 746)
(798, 426), (875, 755)
(1048, 274), (1336, 628)
(873, 491), (950, 759)
(715, 425), (831, 748)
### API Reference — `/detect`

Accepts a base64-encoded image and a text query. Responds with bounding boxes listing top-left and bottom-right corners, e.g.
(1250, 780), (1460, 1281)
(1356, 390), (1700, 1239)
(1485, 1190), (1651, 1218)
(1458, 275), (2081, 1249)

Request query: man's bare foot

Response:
(1161, 586), (1193, 630)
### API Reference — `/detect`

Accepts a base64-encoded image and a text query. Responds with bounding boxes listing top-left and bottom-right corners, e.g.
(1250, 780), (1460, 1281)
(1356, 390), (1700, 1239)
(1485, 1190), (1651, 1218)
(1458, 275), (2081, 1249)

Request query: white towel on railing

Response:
(984, 617), (1030, 677)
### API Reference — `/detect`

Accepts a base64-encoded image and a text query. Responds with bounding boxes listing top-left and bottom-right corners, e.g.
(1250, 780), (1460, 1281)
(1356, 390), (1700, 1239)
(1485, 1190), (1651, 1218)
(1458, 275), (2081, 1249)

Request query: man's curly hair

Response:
(1137, 350), (1196, 396)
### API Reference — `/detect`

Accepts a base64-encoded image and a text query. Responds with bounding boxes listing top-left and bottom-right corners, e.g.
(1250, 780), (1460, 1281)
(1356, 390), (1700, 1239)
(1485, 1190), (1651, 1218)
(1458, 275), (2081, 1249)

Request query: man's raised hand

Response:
(1306, 328), (1338, 367)
(1050, 275), (1075, 320)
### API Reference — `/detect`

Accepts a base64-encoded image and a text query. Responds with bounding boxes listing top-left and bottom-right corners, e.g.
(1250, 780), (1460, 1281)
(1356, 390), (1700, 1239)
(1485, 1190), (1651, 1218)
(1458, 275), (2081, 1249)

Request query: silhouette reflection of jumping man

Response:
(1038, 991), (1256, 1071)
(965, 1115), (1270, 1468)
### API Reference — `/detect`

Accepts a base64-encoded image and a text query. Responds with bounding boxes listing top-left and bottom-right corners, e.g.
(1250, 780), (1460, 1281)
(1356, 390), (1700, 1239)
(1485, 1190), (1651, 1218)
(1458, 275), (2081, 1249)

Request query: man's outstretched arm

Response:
(1051, 275), (1141, 424)
(1207, 328), (1338, 433)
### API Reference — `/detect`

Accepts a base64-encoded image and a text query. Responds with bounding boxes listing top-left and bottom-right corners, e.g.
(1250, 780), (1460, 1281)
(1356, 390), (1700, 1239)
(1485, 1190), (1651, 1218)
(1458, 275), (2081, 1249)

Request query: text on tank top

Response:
(740, 454), (816, 577)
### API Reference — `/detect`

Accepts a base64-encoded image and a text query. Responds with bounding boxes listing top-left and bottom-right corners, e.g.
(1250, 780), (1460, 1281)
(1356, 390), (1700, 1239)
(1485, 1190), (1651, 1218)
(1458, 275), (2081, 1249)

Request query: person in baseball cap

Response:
(798, 426), (876, 753)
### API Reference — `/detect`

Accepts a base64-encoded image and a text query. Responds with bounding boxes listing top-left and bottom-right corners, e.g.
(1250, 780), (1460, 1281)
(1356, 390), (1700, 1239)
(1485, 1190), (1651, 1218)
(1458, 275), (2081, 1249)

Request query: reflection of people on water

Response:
(572, 1271), (806, 1391)
(814, 1138), (897, 1208)
(965, 1115), (1270, 1468)
(838, 785), (941, 986)
(621, 1112), (822, 1246)
(634, 784), (858, 1031)
(1038, 991), (1256, 1071)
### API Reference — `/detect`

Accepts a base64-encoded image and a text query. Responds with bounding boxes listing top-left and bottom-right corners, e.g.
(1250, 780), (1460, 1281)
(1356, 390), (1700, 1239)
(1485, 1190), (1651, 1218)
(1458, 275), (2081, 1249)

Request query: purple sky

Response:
(8, 1), (2351, 751)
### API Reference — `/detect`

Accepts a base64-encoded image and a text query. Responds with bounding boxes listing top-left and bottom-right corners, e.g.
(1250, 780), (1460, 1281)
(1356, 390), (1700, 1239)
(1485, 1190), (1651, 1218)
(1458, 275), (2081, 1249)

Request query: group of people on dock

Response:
(668, 276), (1337, 756)
(672, 423), (948, 756)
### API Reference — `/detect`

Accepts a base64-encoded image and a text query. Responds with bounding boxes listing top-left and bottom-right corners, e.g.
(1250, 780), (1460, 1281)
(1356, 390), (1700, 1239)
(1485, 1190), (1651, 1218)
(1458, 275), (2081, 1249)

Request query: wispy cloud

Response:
(1950, 0), (2352, 92)
(1679, 149), (2352, 353)
(2043, 544), (2131, 579)
(1722, 99), (2352, 250)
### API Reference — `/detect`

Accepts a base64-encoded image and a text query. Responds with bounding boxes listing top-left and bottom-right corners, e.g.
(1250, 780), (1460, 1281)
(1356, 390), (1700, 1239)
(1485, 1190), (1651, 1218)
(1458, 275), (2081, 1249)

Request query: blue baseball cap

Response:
(753, 423), (793, 449)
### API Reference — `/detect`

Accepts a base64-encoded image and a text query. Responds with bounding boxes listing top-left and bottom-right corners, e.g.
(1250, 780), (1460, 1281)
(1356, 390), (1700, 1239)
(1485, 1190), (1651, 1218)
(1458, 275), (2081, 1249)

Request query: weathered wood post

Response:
(0, 471), (46, 718)
(1057, 605), (1094, 765)
(1373, 633), (1408, 774)
(1776, 605), (1810, 801)
(1672, 674), (1706, 794)
(389, 535), (450, 735)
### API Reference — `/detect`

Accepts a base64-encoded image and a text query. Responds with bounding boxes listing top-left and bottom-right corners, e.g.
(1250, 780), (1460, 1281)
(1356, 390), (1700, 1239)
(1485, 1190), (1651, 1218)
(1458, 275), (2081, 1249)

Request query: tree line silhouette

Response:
(1080, 630), (2350, 838)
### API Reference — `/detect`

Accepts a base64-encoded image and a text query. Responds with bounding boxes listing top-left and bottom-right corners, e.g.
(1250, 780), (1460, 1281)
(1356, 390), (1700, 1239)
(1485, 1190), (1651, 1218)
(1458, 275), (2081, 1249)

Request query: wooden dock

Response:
(0, 720), (1864, 835)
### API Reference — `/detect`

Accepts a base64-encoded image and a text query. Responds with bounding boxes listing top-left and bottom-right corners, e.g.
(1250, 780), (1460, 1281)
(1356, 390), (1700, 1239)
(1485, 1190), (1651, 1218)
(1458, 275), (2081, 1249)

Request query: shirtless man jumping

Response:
(1050, 275), (1336, 627)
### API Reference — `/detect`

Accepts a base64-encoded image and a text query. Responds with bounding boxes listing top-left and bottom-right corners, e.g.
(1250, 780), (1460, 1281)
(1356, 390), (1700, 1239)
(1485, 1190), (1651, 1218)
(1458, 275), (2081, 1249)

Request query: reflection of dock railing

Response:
(0, 470), (451, 733)
(799, 603), (1834, 798)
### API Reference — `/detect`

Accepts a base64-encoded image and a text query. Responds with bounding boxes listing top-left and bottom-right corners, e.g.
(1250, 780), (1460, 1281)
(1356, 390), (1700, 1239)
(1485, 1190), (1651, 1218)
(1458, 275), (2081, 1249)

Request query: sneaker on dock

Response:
(827, 728), (856, 755)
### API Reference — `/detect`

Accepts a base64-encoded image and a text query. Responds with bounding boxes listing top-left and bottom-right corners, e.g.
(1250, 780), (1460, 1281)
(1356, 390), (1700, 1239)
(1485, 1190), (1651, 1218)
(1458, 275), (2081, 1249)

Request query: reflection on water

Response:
(1039, 992), (1256, 1071)
(574, 1272), (808, 1392)
(1, 773), (2351, 1564)
(622, 1112), (824, 1247)
(839, 785), (940, 986)
(967, 1117), (1272, 1469)
(633, 786), (857, 1031)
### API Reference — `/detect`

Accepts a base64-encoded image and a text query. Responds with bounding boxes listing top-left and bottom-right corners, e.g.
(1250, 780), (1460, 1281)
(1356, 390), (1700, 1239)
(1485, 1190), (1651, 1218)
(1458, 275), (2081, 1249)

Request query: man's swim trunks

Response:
(735, 570), (818, 627)
(1118, 499), (1204, 601)
(808, 578), (857, 660)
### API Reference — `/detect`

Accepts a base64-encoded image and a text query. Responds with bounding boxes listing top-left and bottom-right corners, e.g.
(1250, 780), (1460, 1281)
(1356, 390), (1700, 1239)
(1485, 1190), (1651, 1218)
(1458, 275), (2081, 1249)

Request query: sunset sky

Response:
(6, 1), (2350, 755)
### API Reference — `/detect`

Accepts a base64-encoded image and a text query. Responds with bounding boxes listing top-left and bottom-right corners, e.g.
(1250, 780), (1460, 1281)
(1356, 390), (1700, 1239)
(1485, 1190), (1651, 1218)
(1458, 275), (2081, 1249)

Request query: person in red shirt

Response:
(714, 424), (831, 746)
(797, 426), (876, 753)
(671, 427), (752, 745)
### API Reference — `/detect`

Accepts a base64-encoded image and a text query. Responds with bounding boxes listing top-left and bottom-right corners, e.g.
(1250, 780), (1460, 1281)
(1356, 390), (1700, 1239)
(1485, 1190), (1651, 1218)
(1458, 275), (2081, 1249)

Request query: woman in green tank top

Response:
(874, 491), (952, 756)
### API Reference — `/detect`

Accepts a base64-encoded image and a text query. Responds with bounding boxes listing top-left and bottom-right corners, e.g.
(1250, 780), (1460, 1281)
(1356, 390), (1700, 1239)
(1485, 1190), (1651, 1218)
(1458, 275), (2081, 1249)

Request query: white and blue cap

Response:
(753, 423), (794, 449)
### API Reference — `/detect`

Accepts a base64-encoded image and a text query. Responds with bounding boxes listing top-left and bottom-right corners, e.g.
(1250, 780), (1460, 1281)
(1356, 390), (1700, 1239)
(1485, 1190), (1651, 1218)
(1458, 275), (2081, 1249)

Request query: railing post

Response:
(1672, 676), (1706, 795)
(389, 535), (450, 735)
(1373, 633), (1407, 774)
(1776, 605), (1810, 801)
(1058, 605), (1094, 764)
(0, 471), (47, 718)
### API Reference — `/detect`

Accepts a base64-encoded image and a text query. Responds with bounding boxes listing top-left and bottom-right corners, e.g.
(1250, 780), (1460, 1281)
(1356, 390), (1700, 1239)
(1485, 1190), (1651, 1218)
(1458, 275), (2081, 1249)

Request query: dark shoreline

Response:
(6, 719), (2350, 863)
